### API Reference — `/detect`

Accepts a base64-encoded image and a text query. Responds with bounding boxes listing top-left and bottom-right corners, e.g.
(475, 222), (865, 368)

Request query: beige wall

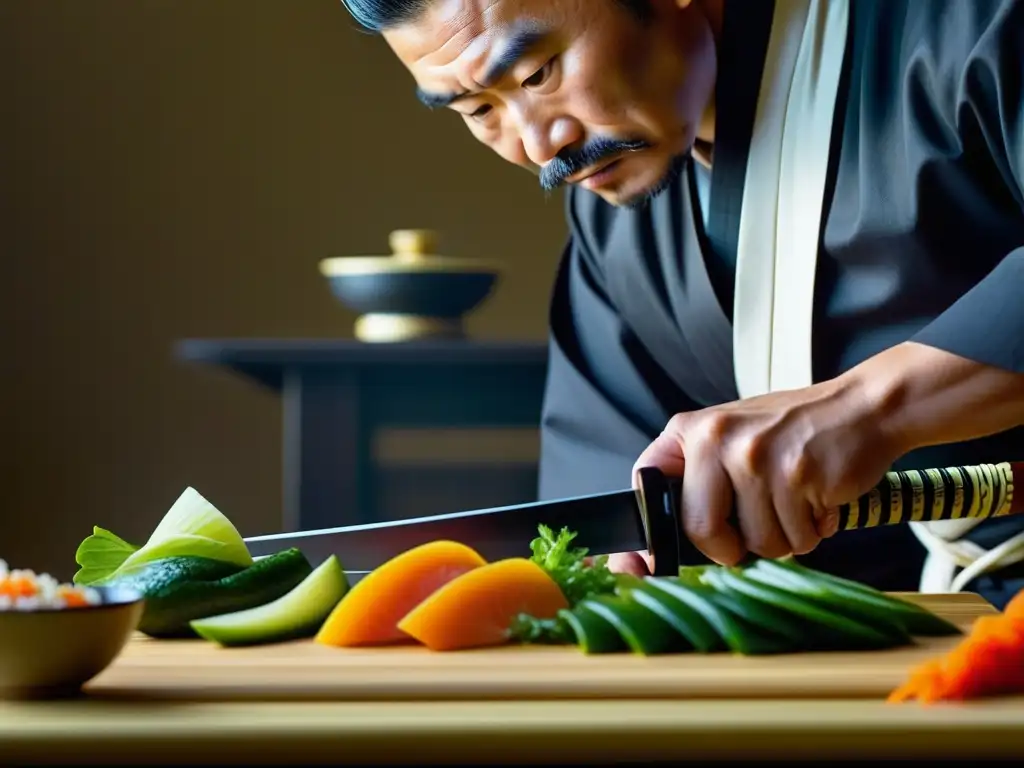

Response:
(1, 1), (568, 579)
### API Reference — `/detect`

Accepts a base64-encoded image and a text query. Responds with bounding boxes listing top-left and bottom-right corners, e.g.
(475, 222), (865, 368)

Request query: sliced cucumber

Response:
(750, 559), (960, 637)
(190, 555), (349, 647)
(578, 594), (689, 655)
(559, 605), (627, 654)
(696, 581), (806, 653)
(644, 577), (790, 655)
(617, 577), (722, 653)
(700, 568), (815, 649)
(712, 567), (907, 650)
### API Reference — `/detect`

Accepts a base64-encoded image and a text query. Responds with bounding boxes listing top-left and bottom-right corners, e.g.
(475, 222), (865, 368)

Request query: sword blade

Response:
(244, 488), (647, 570)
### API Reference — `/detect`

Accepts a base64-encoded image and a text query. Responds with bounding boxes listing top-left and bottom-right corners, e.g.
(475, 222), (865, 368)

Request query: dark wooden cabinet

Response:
(175, 339), (550, 532)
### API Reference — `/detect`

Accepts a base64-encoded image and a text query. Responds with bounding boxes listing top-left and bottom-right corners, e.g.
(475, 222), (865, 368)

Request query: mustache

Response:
(538, 137), (651, 191)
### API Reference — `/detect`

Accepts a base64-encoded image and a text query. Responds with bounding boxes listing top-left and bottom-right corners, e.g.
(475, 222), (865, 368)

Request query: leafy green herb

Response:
(529, 524), (618, 606)
(509, 525), (618, 645)
(508, 613), (575, 645)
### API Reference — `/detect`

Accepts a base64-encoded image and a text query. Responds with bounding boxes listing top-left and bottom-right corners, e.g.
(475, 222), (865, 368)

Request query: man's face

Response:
(383, 0), (718, 208)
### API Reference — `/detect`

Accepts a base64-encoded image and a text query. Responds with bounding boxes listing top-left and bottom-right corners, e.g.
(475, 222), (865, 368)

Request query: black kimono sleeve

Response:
(910, 0), (1024, 371)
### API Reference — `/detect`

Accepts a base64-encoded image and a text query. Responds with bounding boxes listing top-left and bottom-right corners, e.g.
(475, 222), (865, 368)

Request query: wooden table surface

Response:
(3, 697), (1024, 764)
(3, 592), (1024, 764)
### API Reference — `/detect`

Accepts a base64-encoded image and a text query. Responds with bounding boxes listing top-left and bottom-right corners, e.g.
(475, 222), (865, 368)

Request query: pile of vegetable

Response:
(887, 590), (1024, 704)
(506, 527), (961, 655)
(73, 490), (966, 659)
(74, 488), (348, 644)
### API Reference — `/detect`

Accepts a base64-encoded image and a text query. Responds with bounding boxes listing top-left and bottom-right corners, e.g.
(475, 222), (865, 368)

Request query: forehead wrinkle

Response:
(409, 0), (534, 93)
(407, 0), (500, 67)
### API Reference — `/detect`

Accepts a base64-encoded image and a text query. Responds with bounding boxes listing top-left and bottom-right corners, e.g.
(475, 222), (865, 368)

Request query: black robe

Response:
(537, 0), (1024, 606)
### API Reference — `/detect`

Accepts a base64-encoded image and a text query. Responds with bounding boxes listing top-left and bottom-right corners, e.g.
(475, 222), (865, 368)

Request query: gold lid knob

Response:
(389, 229), (438, 263)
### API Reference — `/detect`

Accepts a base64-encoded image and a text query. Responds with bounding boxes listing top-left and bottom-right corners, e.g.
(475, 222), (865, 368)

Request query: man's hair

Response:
(341, 0), (652, 32)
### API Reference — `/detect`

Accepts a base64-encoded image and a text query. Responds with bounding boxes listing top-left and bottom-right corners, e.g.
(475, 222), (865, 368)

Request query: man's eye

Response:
(469, 104), (493, 120)
(522, 58), (555, 89)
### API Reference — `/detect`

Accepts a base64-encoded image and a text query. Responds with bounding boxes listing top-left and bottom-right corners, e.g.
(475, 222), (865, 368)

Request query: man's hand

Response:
(605, 341), (1024, 575)
(622, 371), (907, 570)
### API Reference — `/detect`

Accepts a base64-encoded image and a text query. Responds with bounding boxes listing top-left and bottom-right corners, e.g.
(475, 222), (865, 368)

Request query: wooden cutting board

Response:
(84, 593), (995, 703)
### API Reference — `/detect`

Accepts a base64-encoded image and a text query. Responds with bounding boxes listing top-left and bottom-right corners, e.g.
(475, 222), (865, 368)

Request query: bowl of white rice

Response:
(0, 559), (145, 699)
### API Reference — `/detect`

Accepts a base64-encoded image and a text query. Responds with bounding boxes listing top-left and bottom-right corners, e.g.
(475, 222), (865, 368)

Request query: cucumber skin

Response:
(645, 577), (791, 656)
(695, 587), (796, 655)
(105, 548), (313, 638)
(580, 595), (688, 656)
(101, 556), (244, 595)
(559, 605), (627, 654)
(700, 568), (813, 648)
(615, 575), (720, 652)
(190, 556), (349, 647)
(751, 559), (961, 637)
(555, 558), (958, 657)
(715, 569), (907, 651)
(780, 560), (962, 636)
(742, 564), (908, 641)
(621, 588), (715, 653)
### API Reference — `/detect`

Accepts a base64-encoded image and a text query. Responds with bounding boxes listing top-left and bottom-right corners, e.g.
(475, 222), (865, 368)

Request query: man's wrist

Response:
(836, 348), (919, 459)
(837, 341), (1024, 458)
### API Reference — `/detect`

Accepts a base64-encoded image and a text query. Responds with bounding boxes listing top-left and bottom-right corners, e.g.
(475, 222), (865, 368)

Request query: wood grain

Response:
(2, 697), (1024, 764)
(83, 592), (997, 703)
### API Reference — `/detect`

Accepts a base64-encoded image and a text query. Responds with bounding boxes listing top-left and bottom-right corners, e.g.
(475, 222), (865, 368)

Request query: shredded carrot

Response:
(887, 592), (1024, 705)
(1003, 589), (1024, 622)
(56, 586), (89, 608)
(0, 576), (38, 598)
(886, 658), (944, 703)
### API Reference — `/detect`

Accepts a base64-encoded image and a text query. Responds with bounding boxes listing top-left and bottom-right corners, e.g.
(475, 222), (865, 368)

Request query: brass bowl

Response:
(319, 229), (502, 342)
(0, 587), (145, 700)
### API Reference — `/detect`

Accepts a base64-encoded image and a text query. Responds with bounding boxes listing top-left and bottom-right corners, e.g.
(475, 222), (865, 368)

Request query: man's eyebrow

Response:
(480, 27), (547, 87)
(414, 25), (549, 110)
(416, 87), (463, 109)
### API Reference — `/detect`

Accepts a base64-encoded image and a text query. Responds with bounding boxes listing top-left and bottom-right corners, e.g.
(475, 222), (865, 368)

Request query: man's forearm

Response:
(845, 340), (1024, 457)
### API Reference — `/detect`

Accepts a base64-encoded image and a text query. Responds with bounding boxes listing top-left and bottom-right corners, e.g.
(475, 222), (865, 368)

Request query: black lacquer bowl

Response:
(319, 230), (502, 342)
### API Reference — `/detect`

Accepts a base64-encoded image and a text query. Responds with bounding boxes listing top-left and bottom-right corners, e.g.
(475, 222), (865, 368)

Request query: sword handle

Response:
(636, 461), (1024, 576)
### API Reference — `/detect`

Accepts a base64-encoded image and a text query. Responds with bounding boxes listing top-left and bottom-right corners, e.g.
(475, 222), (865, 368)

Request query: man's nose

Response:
(517, 114), (583, 168)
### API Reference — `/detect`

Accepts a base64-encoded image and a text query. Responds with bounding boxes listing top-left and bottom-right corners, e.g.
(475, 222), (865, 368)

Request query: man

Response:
(340, 0), (1024, 607)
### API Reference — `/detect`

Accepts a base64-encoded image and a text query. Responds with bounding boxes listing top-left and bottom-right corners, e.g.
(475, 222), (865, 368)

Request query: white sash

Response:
(726, 0), (1024, 592)
(732, 0), (848, 399)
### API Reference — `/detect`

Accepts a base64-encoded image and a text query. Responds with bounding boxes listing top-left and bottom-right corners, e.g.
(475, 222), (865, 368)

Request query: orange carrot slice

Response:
(397, 558), (570, 651)
(316, 541), (487, 648)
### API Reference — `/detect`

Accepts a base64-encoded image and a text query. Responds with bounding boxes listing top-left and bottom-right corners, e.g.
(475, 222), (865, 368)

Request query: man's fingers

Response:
(605, 551), (652, 576)
(632, 432), (686, 488)
(681, 454), (746, 566)
(815, 507), (841, 538)
(732, 474), (792, 559)
(772, 492), (822, 556)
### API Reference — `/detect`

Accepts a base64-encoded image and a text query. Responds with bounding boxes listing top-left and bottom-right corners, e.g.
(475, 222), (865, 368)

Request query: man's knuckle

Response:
(735, 432), (768, 473)
(665, 412), (691, 434)
(783, 451), (813, 488)
(703, 410), (731, 441)
(683, 514), (719, 545)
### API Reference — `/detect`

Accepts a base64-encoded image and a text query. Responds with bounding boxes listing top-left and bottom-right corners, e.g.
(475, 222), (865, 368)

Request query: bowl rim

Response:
(0, 586), (144, 615)
(319, 256), (502, 276)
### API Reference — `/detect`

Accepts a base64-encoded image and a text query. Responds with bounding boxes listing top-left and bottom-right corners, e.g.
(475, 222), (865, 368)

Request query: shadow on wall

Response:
(0, 0), (568, 578)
